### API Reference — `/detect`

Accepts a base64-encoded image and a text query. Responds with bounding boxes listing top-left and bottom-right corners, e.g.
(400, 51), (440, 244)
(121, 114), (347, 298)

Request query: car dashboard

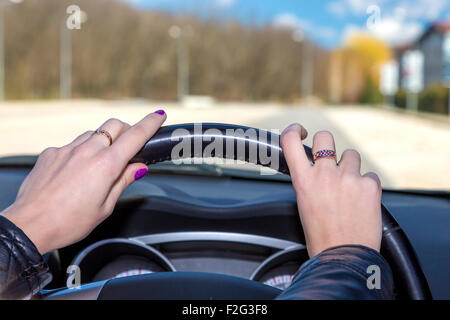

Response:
(50, 172), (311, 293)
(0, 166), (449, 299)
(67, 232), (307, 291)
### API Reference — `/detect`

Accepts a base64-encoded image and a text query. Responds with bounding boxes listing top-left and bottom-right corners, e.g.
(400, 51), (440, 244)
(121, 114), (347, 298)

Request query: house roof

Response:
(394, 21), (450, 53)
(417, 21), (450, 43)
(434, 21), (450, 33)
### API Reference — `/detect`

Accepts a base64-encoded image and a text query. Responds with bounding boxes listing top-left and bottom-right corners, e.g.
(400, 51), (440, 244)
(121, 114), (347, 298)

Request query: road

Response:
(1, 100), (449, 190)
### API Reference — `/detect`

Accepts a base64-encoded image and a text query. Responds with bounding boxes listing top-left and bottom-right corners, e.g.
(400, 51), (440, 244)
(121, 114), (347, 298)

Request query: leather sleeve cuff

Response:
(278, 245), (394, 300)
(0, 215), (52, 299)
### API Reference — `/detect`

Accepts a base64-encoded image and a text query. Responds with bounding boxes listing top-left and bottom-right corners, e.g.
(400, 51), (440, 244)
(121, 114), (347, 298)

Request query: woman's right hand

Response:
(0, 110), (167, 255)
(280, 123), (383, 258)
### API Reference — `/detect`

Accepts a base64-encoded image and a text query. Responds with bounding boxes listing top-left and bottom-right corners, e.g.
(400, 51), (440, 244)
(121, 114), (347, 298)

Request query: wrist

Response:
(1, 205), (53, 254)
(309, 240), (380, 258)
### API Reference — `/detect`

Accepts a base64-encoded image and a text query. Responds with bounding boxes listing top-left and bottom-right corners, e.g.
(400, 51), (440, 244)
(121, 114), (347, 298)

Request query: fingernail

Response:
(134, 168), (148, 181)
(155, 110), (165, 115)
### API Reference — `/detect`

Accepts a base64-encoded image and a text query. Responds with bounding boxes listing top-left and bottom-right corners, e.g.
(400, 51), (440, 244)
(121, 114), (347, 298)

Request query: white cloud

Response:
(372, 17), (423, 45)
(327, 0), (387, 17)
(272, 13), (337, 42)
(342, 16), (423, 47)
(326, 1), (346, 17)
(328, 0), (450, 20)
(272, 13), (309, 30)
(398, 0), (448, 21)
(216, 0), (236, 7)
(346, 0), (375, 15)
(329, 0), (447, 46)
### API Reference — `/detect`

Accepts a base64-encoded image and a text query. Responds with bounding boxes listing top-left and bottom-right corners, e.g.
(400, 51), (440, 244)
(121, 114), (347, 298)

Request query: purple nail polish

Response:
(134, 168), (148, 181)
(155, 110), (165, 115)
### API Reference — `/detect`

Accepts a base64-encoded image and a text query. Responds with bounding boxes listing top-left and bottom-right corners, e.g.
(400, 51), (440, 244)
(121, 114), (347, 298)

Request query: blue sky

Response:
(122, 0), (450, 48)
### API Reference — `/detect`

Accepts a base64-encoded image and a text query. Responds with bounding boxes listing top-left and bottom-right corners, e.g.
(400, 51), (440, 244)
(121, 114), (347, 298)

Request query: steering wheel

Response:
(44, 123), (432, 300)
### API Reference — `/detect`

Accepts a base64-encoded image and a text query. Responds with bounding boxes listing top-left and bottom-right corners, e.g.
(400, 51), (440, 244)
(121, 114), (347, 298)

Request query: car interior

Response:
(1, 124), (448, 300)
(1, 0), (449, 303)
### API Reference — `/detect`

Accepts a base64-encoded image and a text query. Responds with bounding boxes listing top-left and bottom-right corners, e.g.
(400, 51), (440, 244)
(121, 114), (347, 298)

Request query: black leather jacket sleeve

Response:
(277, 245), (394, 300)
(0, 215), (52, 300)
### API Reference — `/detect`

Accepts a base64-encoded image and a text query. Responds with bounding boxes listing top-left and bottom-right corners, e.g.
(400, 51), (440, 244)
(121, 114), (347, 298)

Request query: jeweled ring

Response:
(94, 129), (113, 146)
(313, 149), (337, 162)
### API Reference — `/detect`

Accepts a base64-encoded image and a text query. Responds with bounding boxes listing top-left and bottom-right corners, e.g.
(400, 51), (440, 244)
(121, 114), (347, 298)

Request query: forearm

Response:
(0, 215), (52, 300)
(276, 245), (394, 300)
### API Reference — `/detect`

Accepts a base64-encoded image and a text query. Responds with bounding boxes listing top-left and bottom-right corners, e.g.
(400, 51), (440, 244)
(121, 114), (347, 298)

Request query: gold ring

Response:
(94, 129), (113, 146)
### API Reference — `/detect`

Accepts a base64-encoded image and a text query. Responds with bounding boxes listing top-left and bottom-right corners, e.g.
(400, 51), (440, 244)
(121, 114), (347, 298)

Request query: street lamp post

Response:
(60, 6), (87, 100)
(0, 0), (23, 101)
(169, 25), (189, 102)
(292, 29), (314, 104)
(445, 78), (450, 118)
(60, 20), (72, 100)
(447, 83), (450, 117)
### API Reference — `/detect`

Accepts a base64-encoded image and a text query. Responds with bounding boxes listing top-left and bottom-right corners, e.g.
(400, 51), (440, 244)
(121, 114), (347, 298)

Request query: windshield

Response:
(0, 0), (449, 191)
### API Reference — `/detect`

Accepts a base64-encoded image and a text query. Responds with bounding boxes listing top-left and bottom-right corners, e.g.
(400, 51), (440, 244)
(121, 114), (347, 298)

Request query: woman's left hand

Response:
(0, 110), (166, 254)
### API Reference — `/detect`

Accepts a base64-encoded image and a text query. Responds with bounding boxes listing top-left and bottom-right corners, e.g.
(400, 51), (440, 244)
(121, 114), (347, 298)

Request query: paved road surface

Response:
(1, 100), (449, 190)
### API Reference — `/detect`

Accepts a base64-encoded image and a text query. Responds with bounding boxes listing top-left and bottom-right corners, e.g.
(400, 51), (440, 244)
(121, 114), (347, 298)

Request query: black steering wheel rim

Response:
(129, 123), (432, 300)
(48, 123), (432, 300)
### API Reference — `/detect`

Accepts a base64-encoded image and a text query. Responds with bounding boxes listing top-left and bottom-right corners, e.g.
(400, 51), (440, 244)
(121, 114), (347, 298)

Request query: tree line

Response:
(4, 0), (331, 102)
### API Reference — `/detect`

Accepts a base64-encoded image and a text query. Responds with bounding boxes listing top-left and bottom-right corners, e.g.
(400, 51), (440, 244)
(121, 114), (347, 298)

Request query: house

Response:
(396, 22), (450, 89)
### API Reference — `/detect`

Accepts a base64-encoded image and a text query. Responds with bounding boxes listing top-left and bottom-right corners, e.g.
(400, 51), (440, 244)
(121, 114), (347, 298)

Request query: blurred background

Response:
(0, 0), (449, 190)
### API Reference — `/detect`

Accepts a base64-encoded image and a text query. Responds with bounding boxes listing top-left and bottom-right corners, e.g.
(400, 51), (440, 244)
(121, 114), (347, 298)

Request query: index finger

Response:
(111, 110), (167, 164)
(280, 123), (311, 181)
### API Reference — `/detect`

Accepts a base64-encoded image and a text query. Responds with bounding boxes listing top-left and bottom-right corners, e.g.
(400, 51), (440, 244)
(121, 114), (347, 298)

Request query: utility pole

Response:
(302, 40), (314, 103)
(60, 5), (87, 100)
(402, 50), (423, 112)
(380, 60), (399, 107)
(0, 3), (5, 101)
(443, 32), (450, 116)
(177, 31), (189, 101)
(0, 0), (23, 101)
(169, 25), (189, 102)
(447, 85), (450, 117)
(406, 92), (418, 112)
(60, 20), (72, 99)
(293, 30), (314, 104)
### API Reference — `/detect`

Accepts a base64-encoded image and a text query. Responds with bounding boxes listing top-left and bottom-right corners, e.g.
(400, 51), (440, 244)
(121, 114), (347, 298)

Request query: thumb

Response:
(103, 163), (148, 211)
